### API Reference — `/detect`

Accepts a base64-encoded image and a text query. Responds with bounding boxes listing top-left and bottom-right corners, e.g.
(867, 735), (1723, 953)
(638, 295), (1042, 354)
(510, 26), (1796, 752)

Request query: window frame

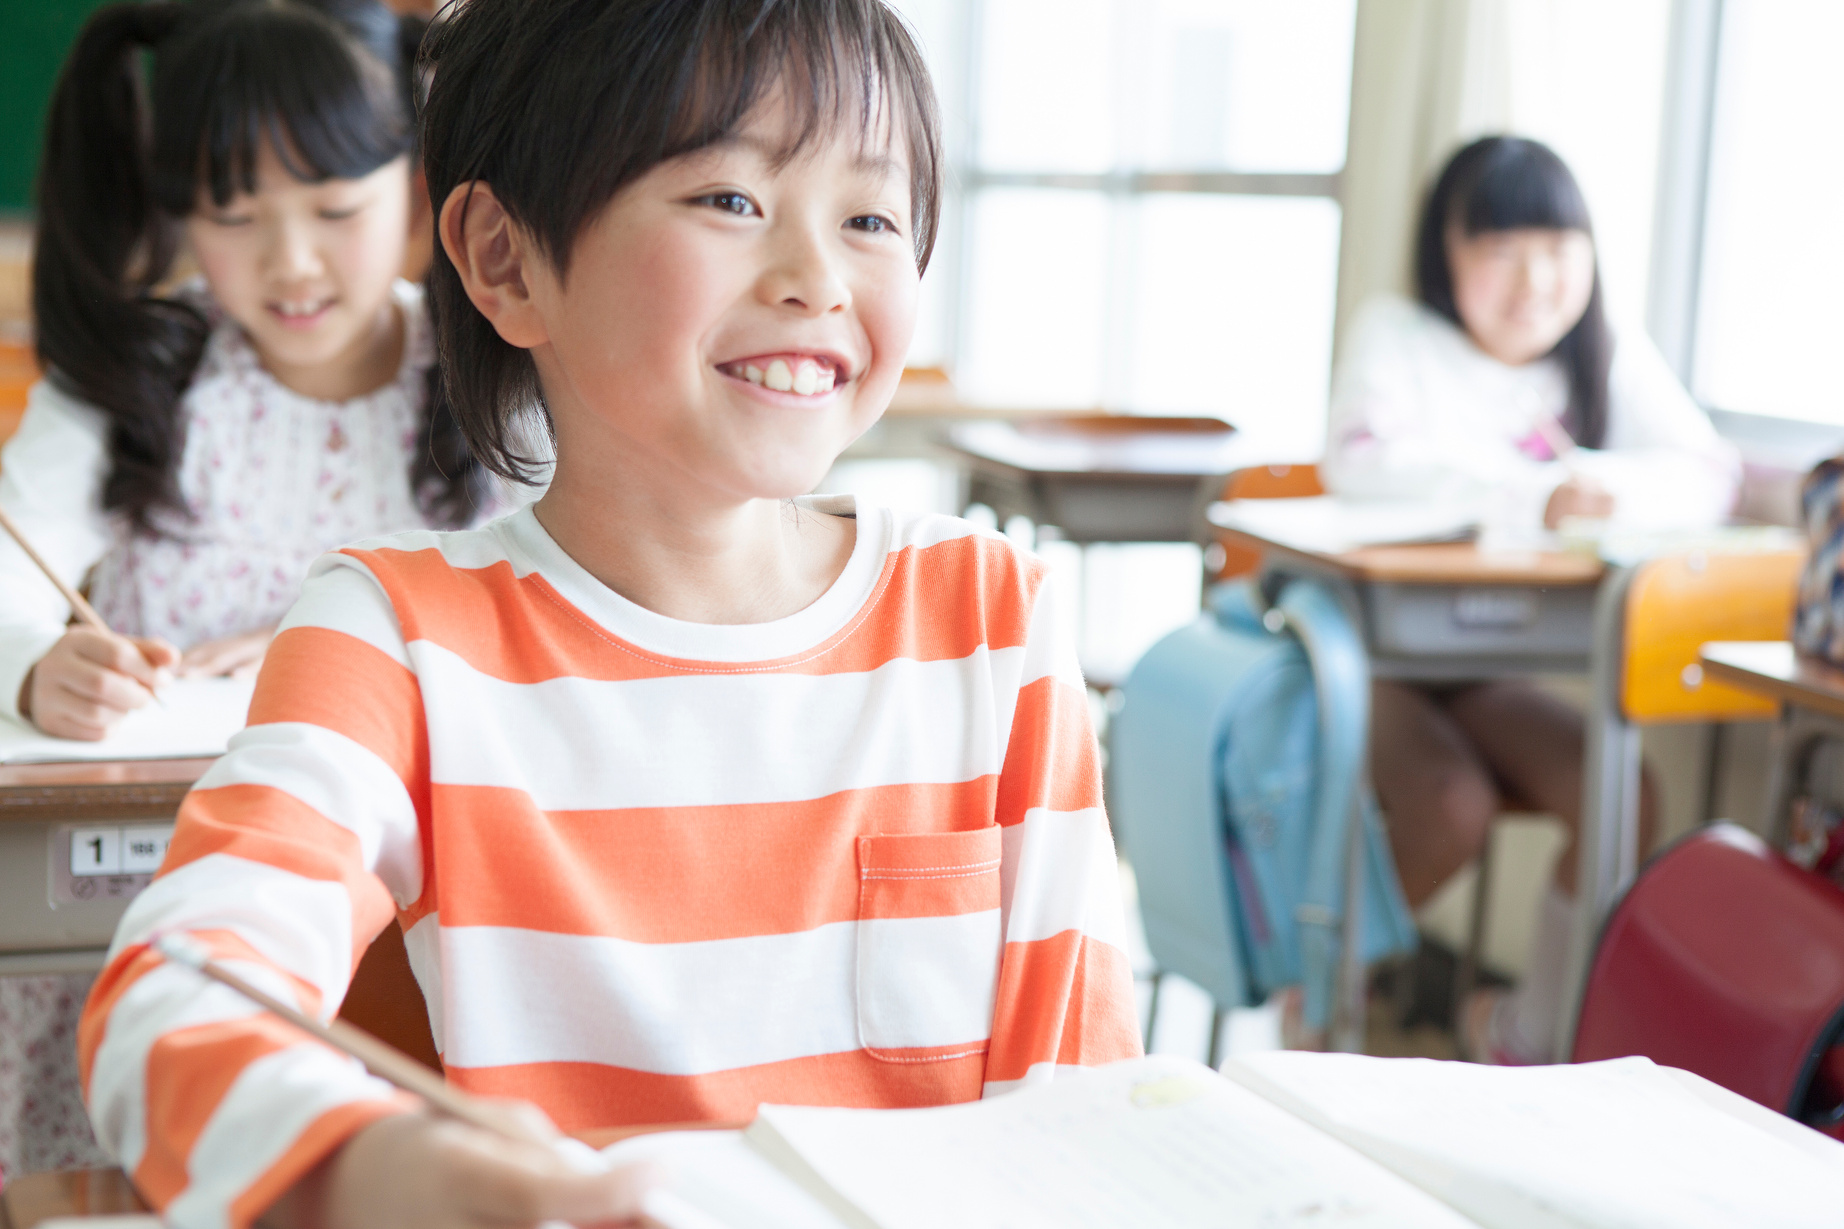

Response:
(926, 0), (1349, 412)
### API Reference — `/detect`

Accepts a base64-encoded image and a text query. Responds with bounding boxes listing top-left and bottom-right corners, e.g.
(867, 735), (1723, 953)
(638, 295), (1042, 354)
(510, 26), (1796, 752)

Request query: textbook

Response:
(611, 1053), (1844, 1229)
(0, 676), (253, 764)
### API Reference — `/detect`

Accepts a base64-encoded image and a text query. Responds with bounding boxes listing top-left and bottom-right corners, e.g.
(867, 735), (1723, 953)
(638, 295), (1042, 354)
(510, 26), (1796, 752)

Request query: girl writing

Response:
(1326, 136), (1739, 1065)
(79, 1), (1142, 1225)
(1, 0), (487, 744)
(0, 0), (486, 1182)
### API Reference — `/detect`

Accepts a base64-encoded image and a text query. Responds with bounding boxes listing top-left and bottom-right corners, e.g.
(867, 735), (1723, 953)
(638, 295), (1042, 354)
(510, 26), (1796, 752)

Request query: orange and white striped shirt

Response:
(78, 496), (1142, 1228)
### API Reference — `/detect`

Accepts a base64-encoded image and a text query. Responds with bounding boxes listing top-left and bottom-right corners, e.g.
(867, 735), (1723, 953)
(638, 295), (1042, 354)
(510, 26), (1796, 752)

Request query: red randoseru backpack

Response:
(1573, 823), (1844, 1139)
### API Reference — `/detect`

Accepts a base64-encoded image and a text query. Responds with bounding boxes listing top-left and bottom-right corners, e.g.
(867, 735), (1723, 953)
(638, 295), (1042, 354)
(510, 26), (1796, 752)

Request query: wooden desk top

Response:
(1700, 641), (1844, 721)
(0, 758), (214, 824)
(947, 415), (1241, 478)
(1217, 528), (1606, 587)
(0, 1122), (745, 1229)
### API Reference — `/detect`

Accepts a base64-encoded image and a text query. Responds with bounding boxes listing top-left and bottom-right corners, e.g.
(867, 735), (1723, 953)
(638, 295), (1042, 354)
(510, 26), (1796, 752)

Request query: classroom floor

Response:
(1122, 860), (1468, 1065)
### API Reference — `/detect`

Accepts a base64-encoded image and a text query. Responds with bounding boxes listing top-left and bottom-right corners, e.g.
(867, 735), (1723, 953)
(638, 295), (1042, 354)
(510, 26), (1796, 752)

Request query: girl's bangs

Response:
(150, 7), (410, 214)
(1452, 144), (1592, 237)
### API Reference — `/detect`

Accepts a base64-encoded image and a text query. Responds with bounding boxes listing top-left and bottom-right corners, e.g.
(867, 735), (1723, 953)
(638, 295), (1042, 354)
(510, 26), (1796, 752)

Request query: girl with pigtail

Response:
(0, 0), (496, 1178)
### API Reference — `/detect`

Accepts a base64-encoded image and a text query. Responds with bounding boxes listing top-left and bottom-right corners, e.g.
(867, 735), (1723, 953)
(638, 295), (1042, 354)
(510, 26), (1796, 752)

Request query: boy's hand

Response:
(21, 628), (178, 740)
(262, 1107), (656, 1229)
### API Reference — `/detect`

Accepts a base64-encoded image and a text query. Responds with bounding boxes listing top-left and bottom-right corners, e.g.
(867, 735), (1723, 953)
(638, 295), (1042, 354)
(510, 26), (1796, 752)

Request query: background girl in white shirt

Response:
(1326, 136), (1739, 1064)
(0, 0), (494, 1179)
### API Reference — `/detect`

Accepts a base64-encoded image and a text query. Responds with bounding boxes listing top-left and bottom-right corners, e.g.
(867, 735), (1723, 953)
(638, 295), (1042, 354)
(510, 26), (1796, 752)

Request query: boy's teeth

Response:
(731, 356), (837, 395)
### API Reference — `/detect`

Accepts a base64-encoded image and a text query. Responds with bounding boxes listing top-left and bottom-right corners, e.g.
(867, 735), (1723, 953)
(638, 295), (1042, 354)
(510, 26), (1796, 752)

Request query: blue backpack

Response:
(1111, 577), (1417, 1032)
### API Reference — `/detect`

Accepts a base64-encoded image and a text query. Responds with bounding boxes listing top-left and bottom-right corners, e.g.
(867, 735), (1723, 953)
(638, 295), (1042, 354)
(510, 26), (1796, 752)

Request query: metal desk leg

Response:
(1557, 566), (1643, 1061)
(1332, 790), (1368, 1054)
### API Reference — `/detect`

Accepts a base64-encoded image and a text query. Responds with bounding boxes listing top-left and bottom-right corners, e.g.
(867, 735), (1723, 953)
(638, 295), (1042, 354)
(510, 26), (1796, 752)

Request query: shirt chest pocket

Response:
(855, 827), (1004, 1061)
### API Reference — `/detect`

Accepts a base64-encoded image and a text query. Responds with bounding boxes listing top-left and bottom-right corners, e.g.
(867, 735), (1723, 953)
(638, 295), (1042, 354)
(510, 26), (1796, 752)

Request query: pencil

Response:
(152, 931), (723, 1228)
(1533, 413), (1577, 464)
(150, 930), (553, 1146)
(0, 502), (166, 707)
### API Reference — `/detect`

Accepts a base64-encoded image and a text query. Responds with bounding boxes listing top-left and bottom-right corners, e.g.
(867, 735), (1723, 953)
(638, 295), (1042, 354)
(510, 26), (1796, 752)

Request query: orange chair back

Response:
(1212, 464), (1325, 579)
(338, 923), (442, 1073)
(0, 340), (36, 448)
(1623, 550), (1804, 723)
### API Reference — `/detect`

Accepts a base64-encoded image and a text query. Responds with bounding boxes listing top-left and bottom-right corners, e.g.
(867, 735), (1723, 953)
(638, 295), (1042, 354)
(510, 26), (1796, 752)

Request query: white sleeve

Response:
(1324, 297), (1562, 522)
(0, 378), (117, 721)
(1571, 332), (1741, 531)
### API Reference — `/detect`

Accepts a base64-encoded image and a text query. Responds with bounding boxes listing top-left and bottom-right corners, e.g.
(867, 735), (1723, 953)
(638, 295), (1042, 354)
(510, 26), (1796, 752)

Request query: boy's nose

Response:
(760, 226), (852, 316)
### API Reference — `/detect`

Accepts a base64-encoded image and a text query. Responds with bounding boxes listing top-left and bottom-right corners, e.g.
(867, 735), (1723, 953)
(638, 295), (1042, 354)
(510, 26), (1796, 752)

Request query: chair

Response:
(1559, 547), (1806, 1058)
(1206, 464), (1325, 581)
(0, 341), (36, 449)
(338, 924), (441, 1072)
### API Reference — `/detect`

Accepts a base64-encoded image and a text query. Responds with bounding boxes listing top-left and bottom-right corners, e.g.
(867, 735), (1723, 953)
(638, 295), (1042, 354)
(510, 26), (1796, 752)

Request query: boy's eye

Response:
(318, 206), (363, 221)
(695, 192), (760, 217)
(848, 215), (897, 235)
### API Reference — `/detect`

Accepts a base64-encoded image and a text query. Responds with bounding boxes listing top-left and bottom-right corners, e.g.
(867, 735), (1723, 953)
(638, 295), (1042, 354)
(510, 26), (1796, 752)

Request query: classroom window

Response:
(1691, 0), (1844, 424)
(897, 0), (1355, 458)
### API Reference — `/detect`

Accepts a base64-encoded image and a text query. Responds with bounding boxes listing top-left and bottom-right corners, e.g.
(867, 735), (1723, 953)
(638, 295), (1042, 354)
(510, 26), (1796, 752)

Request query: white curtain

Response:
(1335, 0), (1673, 356)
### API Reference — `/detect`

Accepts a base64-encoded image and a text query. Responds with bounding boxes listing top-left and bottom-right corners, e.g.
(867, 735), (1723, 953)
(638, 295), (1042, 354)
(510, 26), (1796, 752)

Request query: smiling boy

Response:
(78, 3), (1143, 1227)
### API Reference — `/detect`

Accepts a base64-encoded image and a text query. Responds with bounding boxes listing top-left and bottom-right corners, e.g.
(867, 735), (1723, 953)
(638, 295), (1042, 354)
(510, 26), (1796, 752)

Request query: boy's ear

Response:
(438, 182), (549, 349)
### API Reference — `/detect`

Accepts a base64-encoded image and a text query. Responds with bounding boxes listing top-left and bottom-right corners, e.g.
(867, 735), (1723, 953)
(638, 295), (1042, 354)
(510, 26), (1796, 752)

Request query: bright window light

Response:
(1127, 195), (1341, 456)
(1694, 0), (1844, 423)
(959, 188), (1111, 407)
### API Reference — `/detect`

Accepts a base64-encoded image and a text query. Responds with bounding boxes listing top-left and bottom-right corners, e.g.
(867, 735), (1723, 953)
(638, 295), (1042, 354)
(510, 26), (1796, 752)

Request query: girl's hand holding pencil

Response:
(1533, 413), (1616, 530)
(21, 627), (177, 740)
(0, 504), (178, 739)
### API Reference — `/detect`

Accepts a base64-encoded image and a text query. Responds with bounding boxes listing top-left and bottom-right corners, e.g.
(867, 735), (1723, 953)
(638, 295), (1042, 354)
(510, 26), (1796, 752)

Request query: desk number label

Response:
(53, 823), (174, 906)
(70, 827), (122, 876)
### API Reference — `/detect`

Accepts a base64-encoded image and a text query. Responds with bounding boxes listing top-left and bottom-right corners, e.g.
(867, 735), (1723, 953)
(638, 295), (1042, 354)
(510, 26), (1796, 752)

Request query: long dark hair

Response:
(419, 0), (944, 485)
(32, 0), (484, 534)
(1413, 135), (1613, 449)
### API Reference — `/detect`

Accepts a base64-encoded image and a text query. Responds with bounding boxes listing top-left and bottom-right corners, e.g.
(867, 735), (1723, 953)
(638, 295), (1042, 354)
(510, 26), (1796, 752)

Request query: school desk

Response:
(0, 1122), (744, 1229)
(1701, 639), (1844, 852)
(0, 759), (211, 977)
(1215, 527), (1608, 1053)
(1219, 531), (1805, 1063)
(945, 414), (1241, 544)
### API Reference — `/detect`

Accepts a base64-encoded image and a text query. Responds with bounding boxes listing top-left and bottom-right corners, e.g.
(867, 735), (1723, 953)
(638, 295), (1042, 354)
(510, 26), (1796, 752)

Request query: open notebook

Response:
(609, 1053), (1844, 1229)
(0, 676), (253, 764)
(1208, 495), (1479, 554)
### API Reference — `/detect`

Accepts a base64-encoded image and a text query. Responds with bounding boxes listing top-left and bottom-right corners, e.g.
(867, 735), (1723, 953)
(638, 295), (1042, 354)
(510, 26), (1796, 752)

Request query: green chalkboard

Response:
(1, 0), (116, 213)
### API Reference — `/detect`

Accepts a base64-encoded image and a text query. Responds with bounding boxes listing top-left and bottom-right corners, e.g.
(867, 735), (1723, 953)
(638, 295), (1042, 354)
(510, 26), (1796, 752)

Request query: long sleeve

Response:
(1324, 296), (1740, 534)
(77, 561), (426, 1229)
(1568, 331), (1740, 530)
(983, 564), (1142, 1095)
(1324, 297), (1567, 523)
(0, 379), (117, 721)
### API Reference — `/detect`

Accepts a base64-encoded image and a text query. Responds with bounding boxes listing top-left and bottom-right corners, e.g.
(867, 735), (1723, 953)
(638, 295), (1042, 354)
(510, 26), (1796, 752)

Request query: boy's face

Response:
(526, 97), (920, 503)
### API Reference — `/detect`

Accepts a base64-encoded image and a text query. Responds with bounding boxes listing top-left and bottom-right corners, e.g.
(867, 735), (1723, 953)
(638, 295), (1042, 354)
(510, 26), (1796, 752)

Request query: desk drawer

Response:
(0, 818), (169, 954)
(1367, 582), (1597, 660)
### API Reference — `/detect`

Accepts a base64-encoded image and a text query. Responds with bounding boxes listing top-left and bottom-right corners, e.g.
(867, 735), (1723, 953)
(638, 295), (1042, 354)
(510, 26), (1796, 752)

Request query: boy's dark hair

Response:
(33, 0), (486, 534)
(420, 0), (944, 485)
(1413, 135), (1613, 449)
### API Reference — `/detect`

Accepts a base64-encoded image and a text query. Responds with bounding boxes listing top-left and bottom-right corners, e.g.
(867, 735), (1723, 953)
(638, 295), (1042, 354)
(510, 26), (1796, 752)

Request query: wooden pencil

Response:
(0, 503), (111, 632)
(0, 502), (166, 707)
(150, 931), (554, 1146)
